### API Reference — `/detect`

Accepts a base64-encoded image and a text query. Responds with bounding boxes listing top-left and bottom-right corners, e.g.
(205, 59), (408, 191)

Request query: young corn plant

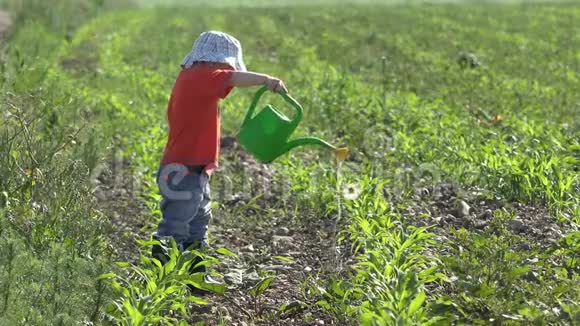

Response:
(101, 238), (225, 325)
(347, 190), (449, 324)
(248, 273), (276, 318)
(443, 210), (579, 324)
(313, 177), (450, 324)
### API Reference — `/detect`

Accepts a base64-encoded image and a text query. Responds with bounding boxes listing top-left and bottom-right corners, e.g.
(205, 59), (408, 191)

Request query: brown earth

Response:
(406, 182), (568, 247)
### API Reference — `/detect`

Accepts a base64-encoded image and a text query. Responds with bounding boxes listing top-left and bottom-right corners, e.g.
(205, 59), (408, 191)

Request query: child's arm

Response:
(228, 71), (288, 94)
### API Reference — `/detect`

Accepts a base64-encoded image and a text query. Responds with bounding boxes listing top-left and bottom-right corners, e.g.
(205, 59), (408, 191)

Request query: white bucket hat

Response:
(181, 31), (246, 71)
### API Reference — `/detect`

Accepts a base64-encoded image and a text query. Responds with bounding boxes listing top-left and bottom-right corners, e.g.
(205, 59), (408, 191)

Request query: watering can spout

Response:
(283, 137), (333, 152)
(283, 137), (349, 161)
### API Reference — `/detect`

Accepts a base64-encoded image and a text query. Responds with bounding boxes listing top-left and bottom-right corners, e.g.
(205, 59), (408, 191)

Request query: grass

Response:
(0, 0), (578, 324)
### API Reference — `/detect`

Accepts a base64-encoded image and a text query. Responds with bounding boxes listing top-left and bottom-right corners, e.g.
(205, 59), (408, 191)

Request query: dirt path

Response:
(0, 11), (12, 40)
(194, 138), (341, 325)
(195, 211), (338, 325)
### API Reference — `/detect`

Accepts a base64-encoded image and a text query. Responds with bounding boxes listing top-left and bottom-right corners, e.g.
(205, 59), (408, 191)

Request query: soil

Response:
(406, 182), (569, 247)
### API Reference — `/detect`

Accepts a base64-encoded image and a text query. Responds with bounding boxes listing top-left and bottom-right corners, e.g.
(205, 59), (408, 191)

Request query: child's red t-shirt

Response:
(160, 66), (233, 174)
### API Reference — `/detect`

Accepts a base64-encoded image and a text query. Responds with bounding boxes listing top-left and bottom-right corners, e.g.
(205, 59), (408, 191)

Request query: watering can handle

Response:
(241, 86), (303, 127)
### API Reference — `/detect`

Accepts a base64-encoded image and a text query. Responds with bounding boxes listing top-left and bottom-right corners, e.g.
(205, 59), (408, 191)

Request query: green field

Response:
(0, 0), (578, 325)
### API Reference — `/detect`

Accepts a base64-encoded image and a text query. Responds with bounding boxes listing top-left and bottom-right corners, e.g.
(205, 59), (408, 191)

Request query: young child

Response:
(152, 31), (287, 267)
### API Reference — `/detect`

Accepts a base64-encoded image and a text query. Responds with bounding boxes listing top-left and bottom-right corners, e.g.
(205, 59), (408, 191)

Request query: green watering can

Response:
(237, 86), (349, 163)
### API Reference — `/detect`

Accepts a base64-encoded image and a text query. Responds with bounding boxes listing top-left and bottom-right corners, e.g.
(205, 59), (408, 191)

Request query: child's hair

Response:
(181, 31), (246, 72)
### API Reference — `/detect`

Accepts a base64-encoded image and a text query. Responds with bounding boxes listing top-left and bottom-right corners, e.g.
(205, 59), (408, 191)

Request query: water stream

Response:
(327, 159), (343, 272)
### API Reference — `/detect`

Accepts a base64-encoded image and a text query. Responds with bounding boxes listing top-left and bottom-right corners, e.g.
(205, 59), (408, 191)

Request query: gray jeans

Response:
(154, 164), (211, 248)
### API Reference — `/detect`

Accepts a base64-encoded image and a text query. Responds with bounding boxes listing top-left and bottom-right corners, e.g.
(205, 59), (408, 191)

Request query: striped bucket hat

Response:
(181, 31), (246, 71)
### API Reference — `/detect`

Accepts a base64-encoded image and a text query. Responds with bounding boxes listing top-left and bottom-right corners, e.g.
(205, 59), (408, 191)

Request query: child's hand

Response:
(265, 77), (288, 94)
